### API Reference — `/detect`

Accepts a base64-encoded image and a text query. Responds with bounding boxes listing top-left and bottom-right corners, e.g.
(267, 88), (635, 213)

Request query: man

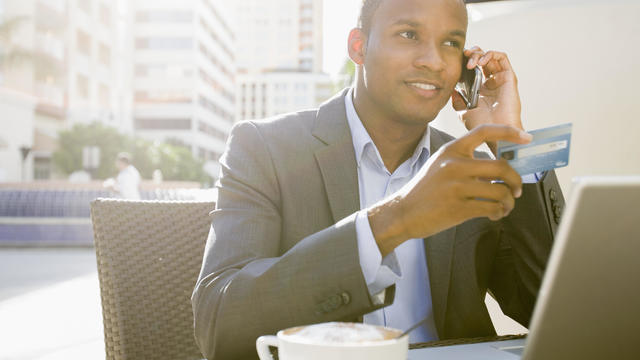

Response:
(110, 152), (141, 200)
(192, 0), (564, 358)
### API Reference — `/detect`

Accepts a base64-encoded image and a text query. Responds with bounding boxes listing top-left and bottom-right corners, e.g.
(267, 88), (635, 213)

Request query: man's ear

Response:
(348, 28), (367, 65)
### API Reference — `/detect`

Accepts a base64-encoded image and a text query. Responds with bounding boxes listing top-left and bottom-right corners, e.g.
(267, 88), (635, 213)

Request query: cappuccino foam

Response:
(283, 322), (400, 345)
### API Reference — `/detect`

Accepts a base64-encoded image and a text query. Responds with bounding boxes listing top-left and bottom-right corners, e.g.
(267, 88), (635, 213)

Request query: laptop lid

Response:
(523, 176), (640, 359)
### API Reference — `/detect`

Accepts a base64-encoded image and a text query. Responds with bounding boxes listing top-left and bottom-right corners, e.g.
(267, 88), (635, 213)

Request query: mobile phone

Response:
(455, 56), (483, 109)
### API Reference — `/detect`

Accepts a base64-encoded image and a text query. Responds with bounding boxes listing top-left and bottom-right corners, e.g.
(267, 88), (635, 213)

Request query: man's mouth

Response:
(407, 82), (438, 91)
(406, 81), (443, 98)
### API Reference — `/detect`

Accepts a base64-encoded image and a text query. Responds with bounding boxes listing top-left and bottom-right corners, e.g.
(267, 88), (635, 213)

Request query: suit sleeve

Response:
(488, 170), (565, 327)
(191, 121), (391, 359)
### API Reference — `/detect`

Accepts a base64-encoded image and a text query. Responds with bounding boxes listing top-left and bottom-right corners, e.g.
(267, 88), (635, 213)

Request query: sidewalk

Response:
(0, 248), (526, 360)
(0, 249), (104, 360)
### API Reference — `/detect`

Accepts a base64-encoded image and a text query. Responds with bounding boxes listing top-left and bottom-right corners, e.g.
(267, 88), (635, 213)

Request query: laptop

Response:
(409, 176), (640, 359)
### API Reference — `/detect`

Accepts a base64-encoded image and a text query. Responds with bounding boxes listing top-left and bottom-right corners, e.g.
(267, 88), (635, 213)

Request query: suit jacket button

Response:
(341, 292), (351, 305)
(549, 189), (557, 202)
(320, 302), (332, 313)
(328, 294), (342, 309)
(553, 204), (562, 223)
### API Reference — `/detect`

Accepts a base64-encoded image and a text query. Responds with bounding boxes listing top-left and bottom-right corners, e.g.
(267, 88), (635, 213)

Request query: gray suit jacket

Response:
(192, 89), (564, 359)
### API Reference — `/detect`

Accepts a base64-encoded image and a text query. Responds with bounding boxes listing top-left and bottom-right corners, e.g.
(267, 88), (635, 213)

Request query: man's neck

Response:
(352, 88), (429, 173)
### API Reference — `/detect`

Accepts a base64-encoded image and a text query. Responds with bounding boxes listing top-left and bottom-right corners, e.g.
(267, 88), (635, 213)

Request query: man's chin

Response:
(397, 104), (441, 125)
(396, 112), (438, 127)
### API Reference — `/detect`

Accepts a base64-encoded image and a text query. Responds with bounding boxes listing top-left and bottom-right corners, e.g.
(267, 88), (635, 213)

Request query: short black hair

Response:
(358, 0), (383, 35)
(116, 152), (132, 165)
(358, 0), (467, 35)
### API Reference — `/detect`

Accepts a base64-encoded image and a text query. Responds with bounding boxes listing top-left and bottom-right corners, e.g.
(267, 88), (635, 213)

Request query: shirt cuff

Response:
(522, 171), (545, 183)
(355, 210), (402, 296)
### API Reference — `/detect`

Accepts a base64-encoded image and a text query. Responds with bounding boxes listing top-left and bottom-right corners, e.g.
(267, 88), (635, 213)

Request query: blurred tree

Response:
(334, 57), (355, 93)
(152, 141), (207, 183)
(52, 122), (130, 179)
(52, 123), (207, 182)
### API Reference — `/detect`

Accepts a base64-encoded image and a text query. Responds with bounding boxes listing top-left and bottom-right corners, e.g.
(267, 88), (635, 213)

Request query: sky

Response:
(322, 0), (361, 77)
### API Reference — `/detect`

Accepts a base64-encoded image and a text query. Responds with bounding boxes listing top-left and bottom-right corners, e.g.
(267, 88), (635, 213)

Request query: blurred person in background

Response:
(104, 152), (141, 200)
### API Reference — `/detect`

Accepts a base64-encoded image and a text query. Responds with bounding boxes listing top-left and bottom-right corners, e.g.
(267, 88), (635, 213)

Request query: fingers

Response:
(466, 198), (510, 221)
(451, 90), (467, 111)
(440, 157), (523, 198)
(465, 48), (515, 79)
(479, 51), (514, 78)
(451, 124), (532, 156)
(464, 46), (484, 69)
(483, 70), (517, 90)
(461, 181), (516, 215)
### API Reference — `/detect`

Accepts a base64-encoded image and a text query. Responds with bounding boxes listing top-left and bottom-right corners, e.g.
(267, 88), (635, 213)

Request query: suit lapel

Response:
(425, 125), (457, 338)
(312, 95), (459, 335)
(425, 227), (456, 338)
(312, 89), (360, 222)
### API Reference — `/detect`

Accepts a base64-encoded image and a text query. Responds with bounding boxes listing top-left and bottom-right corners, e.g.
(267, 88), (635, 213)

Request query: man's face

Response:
(359, 0), (467, 124)
(115, 160), (127, 171)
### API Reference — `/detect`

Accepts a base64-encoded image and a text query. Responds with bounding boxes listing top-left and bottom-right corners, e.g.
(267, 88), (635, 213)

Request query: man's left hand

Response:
(452, 47), (523, 154)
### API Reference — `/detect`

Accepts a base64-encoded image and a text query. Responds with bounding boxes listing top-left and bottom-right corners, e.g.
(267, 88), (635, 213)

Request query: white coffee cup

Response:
(256, 322), (408, 360)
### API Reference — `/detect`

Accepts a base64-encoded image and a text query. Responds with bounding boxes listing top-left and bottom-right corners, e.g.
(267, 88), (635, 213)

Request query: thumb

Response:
(451, 90), (467, 111)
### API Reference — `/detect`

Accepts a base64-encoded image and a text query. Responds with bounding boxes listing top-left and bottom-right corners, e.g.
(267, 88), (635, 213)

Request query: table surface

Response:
(409, 334), (526, 349)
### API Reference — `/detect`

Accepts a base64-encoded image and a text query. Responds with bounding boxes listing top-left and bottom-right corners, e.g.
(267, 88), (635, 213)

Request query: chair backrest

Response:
(91, 199), (214, 360)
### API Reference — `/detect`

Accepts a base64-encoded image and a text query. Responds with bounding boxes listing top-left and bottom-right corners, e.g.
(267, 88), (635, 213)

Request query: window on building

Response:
(134, 89), (192, 104)
(197, 43), (233, 81)
(201, 0), (234, 41)
(136, 37), (193, 50)
(135, 118), (192, 130)
(33, 156), (51, 180)
(198, 17), (234, 60)
(198, 95), (234, 122)
(134, 65), (147, 77)
(99, 3), (111, 26)
(76, 74), (89, 98)
(300, 59), (313, 70)
(78, 0), (91, 14)
(136, 10), (192, 23)
(99, 83), (109, 108)
(77, 30), (91, 55)
(198, 120), (227, 141)
(99, 43), (110, 66)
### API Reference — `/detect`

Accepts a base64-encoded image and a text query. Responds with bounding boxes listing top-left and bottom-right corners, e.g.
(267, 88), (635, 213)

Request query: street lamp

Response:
(19, 145), (31, 182)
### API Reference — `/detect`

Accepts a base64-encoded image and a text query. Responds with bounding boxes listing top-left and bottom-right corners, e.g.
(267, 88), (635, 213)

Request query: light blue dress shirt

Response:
(345, 89), (438, 343)
(345, 89), (541, 343)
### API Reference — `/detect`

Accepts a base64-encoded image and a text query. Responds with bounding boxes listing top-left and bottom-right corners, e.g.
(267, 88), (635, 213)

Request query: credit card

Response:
(497, 123), (572, 175)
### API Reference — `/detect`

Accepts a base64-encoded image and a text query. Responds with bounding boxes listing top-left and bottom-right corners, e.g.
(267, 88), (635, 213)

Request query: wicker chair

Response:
(91, 199), (214, 360)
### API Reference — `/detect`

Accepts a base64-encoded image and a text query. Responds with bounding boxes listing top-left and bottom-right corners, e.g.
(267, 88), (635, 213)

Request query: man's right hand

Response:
(368, 124), (533, 257)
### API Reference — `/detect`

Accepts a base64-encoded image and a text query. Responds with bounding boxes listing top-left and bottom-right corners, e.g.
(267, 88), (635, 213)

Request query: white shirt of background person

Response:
(114, 153), (141, 200)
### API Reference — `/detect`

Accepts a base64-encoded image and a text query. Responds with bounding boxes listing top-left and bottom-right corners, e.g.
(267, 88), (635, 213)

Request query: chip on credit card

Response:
(497, 123), (572, 175)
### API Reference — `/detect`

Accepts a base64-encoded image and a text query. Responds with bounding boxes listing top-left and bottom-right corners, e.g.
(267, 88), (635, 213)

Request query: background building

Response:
(237, 71), (332, 120)
(0, 0), (235, 182)
(234, 0), (331, 121)
(131, 0), (235, 177)
(0, 0), (128, 181)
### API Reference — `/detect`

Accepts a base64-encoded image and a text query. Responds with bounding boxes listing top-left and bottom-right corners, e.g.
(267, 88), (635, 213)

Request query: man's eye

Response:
(443, 40), (462, 48)
(399, 31), (417, 40)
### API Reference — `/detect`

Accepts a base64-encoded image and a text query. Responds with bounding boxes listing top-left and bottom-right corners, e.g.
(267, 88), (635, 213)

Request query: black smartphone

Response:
(455, 56), (483, 109)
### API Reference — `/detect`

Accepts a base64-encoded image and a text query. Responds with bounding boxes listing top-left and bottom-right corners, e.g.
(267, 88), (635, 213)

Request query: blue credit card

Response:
(497, 123), (572, 175)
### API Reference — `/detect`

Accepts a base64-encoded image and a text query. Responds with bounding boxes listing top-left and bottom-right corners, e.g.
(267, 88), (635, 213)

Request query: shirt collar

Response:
(344, 88), (431, 170)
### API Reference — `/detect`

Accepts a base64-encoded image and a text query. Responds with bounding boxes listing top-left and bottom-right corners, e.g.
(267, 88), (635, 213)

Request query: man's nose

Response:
(413, 42), (446, 72)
